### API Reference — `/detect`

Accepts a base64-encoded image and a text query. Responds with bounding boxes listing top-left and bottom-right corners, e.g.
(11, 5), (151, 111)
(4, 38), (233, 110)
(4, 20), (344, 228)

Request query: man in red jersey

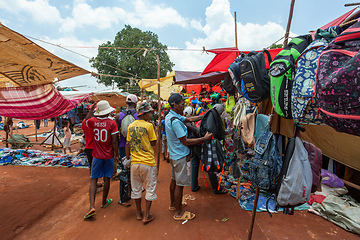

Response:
(84, 100), (120, 219)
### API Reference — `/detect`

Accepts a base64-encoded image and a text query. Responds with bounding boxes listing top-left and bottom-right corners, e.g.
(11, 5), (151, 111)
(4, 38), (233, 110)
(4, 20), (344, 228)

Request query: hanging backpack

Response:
(302, 140), (323, 193)
(222, 72), (237, 96)
(269, 35), (312, 119)
(200, 108), (225, 140)
(292, 28), (338, 125)
(249, 131), (282, 192)
(228, 53), (253, 101)
(271, 135), (312, 215)
(315, 21), (360, 137)
(120, 109), (137, 138)
(239, 50), (272, 102)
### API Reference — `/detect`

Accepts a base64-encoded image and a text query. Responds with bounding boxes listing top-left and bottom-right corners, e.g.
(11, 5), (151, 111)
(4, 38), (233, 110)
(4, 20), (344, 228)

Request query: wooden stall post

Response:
(51, 117), (56, 151)
(156, 55), (162, 172)
(248, 187), (260, 240)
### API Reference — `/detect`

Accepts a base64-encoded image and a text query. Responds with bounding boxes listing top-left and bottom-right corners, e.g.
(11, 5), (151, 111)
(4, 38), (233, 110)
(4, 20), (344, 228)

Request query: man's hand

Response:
(204, 132), (213, 141)
(114, 156), (120, 164)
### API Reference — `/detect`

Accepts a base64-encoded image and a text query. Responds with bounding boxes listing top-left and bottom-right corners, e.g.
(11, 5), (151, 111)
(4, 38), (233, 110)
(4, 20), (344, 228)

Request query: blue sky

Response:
(0, 0), (355, 91)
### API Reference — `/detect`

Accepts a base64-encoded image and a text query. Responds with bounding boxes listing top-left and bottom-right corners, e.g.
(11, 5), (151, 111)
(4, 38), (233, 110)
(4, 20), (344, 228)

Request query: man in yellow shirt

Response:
(126, 102), (157, 224)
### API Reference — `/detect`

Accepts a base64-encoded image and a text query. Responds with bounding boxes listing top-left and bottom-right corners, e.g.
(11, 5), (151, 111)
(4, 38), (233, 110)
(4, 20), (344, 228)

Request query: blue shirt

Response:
(165, 110), (190, 160)
(161, 119), (166, 135)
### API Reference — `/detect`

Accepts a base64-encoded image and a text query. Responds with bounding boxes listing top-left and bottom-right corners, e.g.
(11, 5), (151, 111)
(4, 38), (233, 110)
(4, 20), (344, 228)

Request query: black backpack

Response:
(200, 108), (225, 140)
(239, 50), (272, 102)
(222, 72), (237, 96)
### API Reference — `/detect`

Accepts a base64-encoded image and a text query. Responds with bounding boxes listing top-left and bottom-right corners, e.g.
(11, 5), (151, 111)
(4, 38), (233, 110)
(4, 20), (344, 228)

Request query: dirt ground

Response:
(0, 120), (359, 240)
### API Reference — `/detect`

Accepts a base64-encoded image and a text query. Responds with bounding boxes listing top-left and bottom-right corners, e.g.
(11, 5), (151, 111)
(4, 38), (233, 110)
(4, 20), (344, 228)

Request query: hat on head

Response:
(94, 100), (115, 116)
(126, 94), (138, 104)
(136, 102), (153, 116)
(168, 93), (188, 107)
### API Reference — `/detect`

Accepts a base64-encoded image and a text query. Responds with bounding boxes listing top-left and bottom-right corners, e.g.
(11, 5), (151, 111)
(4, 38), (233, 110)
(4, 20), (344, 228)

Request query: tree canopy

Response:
(90, 25), (174, 93)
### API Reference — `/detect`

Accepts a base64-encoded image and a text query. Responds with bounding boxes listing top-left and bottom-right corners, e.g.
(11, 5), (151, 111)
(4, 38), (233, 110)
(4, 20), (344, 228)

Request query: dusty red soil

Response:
(0, 120), (359, 240)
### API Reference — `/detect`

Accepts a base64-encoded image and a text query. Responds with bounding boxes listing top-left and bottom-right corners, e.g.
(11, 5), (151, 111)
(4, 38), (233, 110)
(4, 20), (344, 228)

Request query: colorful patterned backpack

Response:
(292, 28), (339, 125)
(315, 22), (360, 137)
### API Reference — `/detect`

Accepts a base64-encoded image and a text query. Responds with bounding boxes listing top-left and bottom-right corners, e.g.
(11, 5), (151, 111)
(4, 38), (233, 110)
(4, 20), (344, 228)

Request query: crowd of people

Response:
(81, 89), (229, 224)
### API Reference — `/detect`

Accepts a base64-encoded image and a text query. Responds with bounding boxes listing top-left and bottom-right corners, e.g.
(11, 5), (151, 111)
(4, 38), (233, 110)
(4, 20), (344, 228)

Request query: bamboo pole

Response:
(35, 121), (38, 142)
(283, 0), (296, 47)
(345, 2), (360, 7)
(156, 55), (162, 172)
(51, 117), (56, 151)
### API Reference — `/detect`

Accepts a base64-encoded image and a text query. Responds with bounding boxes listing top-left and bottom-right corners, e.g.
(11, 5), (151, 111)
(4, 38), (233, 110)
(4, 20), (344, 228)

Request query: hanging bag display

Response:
(269, 35), (312, 119)
(240, 106), (257, 147)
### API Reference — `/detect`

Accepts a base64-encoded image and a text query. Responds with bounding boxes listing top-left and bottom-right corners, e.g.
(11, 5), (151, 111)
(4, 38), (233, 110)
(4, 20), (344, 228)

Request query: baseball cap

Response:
(126, 94), (138, 104)
(168, 93), (188, 107)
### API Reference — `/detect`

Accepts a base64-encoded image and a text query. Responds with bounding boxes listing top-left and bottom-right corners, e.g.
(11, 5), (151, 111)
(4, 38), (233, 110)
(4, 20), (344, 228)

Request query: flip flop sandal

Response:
(118, 201), (131, 207)
(173, 211), (196, 221)
(101, 198), (113, 208)
(143, 214), (155, 224)
(84, 209), (97, 219)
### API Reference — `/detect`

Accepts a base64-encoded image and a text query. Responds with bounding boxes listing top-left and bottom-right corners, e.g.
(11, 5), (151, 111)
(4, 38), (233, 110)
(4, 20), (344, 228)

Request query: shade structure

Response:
(60, 90), (129, 107)
(138, 71), (181, 100)
(174, 71), (228, 85)
(320, 7), (357, 30)
(0, 84), (90, 120)
(0, 23), (90, 88)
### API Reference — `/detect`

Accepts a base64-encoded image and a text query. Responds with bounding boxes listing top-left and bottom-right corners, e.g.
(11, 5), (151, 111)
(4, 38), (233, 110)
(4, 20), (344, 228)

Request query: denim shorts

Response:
(90, 157), (114, 179)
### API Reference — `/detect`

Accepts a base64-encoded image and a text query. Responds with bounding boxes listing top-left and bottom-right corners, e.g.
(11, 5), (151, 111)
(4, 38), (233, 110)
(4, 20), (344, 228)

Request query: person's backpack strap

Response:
(263, 49), (272, 65)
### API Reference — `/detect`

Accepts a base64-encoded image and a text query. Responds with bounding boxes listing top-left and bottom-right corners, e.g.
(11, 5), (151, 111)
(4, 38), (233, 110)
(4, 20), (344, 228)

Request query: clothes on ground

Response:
(165, 110), (189, 160)
(86, 117), (119, 159)
(127, 120), (157, 167)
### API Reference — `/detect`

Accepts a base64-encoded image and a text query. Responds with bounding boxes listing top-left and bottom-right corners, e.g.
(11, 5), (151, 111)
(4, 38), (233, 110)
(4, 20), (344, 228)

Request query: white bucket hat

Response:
(94, 100), (114, 116)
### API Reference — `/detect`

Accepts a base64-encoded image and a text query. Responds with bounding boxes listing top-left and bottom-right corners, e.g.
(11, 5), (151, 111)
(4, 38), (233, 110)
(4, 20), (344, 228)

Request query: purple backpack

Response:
(302, 140), (323, 193)
(315, 24), (360, 137)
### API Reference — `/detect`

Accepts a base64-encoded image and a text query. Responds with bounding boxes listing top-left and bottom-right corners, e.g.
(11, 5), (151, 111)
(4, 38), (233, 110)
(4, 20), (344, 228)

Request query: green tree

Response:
(90, 25), (174, 94)
(269, 43), (283, 49)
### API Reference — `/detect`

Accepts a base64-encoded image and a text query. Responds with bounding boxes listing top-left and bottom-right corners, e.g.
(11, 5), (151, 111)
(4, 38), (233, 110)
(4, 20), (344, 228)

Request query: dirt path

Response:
(0, 121), (358, 240)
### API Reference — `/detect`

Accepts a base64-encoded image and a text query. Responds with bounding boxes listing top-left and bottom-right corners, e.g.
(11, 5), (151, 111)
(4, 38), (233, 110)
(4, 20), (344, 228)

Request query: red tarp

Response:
(0, 84), (89, 120)
(201, 47), (283, 75)
(320, 7), (357, 30)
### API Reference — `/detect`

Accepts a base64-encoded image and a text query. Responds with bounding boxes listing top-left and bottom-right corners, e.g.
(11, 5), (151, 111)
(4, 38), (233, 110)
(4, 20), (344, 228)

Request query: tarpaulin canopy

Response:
(202, 47), (283, 75)
(138, 71), (181, 100)
(173, 70), (228, 85)
(61, 90), (129, 107)
(0, 84), (89, 120)
(0, 23), (90, 87)
(320, 7), (357, 30)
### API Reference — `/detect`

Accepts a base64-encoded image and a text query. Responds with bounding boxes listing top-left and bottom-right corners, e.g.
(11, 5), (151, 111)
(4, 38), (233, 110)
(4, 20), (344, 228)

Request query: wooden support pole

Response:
(156, 55), (162, 172)
(283, 0), (296, 47)
(234, 11), (238, 48)
(51, 117), (56, 151)
(35, 121), (38, 142)
(248, 187), (260, 240)
(345, 2), (360, 7)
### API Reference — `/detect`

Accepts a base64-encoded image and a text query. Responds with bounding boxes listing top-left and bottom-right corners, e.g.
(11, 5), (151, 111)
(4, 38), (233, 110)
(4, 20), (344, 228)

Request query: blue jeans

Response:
(191, 153), (223, 193)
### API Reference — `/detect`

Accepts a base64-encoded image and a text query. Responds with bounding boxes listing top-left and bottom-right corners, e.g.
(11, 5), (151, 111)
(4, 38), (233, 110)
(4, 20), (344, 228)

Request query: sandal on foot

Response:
(118, 200), (131, 207)
(143, 214), (155, 224)
(84, 209), (97, 219)
(101, 198), (113, 208)
(173, 211), (195, 221)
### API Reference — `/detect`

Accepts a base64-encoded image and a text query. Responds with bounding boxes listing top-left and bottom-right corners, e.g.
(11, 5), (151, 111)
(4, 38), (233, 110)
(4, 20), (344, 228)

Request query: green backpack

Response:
(269, 35), (312, 119)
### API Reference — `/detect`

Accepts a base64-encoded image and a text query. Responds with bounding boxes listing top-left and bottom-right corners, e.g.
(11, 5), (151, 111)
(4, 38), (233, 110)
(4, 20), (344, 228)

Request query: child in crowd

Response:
(44, 118), (48, 127)
(63, 121), (72, 154)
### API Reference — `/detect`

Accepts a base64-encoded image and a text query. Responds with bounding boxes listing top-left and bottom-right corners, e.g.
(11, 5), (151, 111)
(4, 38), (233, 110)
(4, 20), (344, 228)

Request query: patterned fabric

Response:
(0, 84), (89, 120)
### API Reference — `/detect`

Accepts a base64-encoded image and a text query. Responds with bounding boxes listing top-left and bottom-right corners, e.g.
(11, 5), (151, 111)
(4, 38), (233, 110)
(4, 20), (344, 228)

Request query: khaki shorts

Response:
(170, 156), (191, 187)
(131, 164), (158, 201)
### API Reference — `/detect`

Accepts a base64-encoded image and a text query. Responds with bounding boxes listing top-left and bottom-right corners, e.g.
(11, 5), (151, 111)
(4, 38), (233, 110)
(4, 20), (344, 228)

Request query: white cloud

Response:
(0, 0), (62, 24)
(169, 0), (287, 71)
